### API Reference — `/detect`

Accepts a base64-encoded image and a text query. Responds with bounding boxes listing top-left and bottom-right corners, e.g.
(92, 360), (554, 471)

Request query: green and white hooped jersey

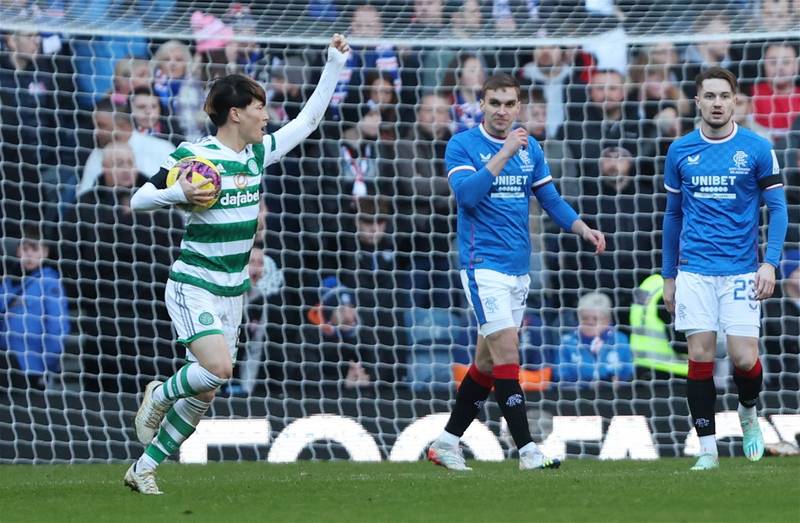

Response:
(165, 135), (278, 297)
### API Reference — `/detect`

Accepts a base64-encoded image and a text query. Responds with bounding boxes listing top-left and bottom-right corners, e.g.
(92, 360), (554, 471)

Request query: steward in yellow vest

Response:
(630, 273), (688, 377)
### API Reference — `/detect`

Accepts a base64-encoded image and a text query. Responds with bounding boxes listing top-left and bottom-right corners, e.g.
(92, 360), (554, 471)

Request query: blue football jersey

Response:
(664, 123), (782, 276)
(445, 124), (552, 275)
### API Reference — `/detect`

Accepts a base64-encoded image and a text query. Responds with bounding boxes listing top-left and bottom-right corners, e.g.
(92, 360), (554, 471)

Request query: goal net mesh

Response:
(0, 0), (798, 463)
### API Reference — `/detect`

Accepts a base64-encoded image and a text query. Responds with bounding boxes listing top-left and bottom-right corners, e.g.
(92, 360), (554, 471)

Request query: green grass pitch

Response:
(2, 458), (798, 522)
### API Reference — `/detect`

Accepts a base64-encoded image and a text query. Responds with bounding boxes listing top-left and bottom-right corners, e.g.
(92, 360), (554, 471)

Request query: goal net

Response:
(1, 0), (798, 463)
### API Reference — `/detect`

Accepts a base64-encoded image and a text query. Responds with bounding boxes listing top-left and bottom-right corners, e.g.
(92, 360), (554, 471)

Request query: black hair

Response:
(204, 74), (267, 127)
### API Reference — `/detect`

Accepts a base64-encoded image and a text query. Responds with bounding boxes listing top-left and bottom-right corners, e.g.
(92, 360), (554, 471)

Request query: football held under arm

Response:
(130, 168), (188, 211)
(266, 46), (349, 162)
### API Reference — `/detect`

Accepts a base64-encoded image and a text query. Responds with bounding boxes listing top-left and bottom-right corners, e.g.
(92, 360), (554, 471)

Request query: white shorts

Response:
(674, 271), (760, 338)
(165, 279), (244, 362)
(459, 268), (530, 337)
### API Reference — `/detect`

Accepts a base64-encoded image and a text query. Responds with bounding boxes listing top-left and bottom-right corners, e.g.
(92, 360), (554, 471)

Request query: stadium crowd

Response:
(0, 0), (798, 396)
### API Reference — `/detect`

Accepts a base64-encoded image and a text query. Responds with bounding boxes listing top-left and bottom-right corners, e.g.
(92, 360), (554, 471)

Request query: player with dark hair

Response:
(428, 73), (605, 471)
(123, 35), (351, 494)
(661, 67), (788, 470)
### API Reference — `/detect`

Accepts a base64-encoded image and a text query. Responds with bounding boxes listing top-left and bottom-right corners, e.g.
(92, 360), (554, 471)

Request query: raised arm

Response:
(266, 34), (350, 163)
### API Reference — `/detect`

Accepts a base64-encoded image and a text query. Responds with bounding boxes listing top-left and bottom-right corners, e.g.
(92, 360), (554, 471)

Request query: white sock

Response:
(699, 435), (718, 456)
(437, 431), (460, 447)
(519, 442), (540, 455)
(738, 403), (757, 422)
(135, 452), (159, 473)
(152, 363), (227, 406)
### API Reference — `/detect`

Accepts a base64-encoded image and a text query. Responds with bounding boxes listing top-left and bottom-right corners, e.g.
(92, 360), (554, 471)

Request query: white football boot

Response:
(134, 381), (169, 445)
(123, 462), (163, 495)
(427, 440), (472, 471)
(690, 453), (720, 471)
(519, 449), (562, 470)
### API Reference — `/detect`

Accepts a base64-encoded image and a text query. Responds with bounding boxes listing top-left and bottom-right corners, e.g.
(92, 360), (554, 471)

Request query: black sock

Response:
(687, 377), (717, 437)
(444, 369), (492, 437)
(494, 376), (533, 450)
(733, 360), (763, 408)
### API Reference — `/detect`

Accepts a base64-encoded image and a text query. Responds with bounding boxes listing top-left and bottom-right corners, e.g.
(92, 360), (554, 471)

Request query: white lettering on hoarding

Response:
(177, 413), (800, 463)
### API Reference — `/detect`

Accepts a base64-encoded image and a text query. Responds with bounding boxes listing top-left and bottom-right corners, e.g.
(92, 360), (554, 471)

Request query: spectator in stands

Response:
(681, 12), (735, 99)
(0, 28), (78, 234)
(320, 196), (411, 383)
(130, 86), (181, 144)
(399, 0), (448, 92)
(70, 24), (150, 110)
(520, 87), (548, 142)
(749, 0), (798, 33)
(151, 39), (192, 115)
(217, 4), (269, 81)
(564, 69), (656, 178)
(734, 92), (772, 142)
(652, 104), (682, 171)
(628, 54), (690, 119)
(235, 242), (285, 397)
(175, 16), (242, 141)
(442, 53), (486, 133)
(63, 141), (182, 392)
(490, 0), (545, 31)
(518, 44), (583, 139)
(307, 0), (338, 22)
(331, 4), (400, 123)
(394, 92), (452, 214)
(77, 99), (175, 197)
(544, 145), (662, 316)
(519, 87), (570, 183)
(407, 0), (447, 37)
(751, 42), (800, 141)
(430, 0), (489, 89)
(551, 292), (634, 386)
(639, 42), (682, 83)
(301, 284), (372, 388)
(493, 0), (520, 33)
(109, 57), (152, 106)
(266, 54), (306, 125)
(322, 104), (396, 199)
(450, 0), (487, 39)
(343, 71), (400, 126)
(587, 146), (660, 290)
(763, 248), (800, 390)
(393, 92), (454, 305)
(0, 29), (59, 168)
(628, 55), (689, 171)
(0, 227), (69, 390)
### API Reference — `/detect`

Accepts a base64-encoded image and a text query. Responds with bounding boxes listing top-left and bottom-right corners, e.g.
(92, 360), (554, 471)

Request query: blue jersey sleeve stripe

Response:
(448, 165), (477, 178)
(531, 175), (553, 188)
(664, 183), (681, 194)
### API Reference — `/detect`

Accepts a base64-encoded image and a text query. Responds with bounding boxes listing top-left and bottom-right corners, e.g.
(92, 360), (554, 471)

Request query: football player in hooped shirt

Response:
(428, 73), (605, 471)
(661, 67), (788, 471)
